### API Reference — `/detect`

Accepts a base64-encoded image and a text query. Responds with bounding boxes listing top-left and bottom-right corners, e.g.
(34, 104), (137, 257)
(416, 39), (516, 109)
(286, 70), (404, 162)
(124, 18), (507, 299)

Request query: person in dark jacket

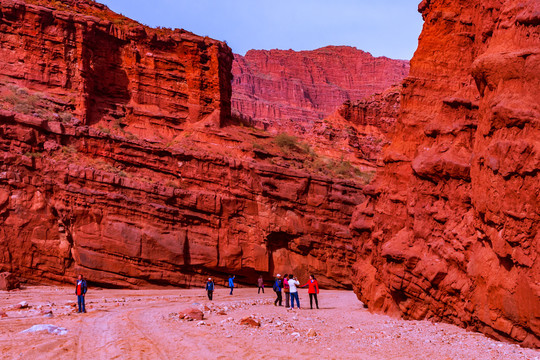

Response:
(273, 274), (283, 306)
(75, 274), (87, 313)
(205, 278), (215, 300)
(228, 275), (235, 295)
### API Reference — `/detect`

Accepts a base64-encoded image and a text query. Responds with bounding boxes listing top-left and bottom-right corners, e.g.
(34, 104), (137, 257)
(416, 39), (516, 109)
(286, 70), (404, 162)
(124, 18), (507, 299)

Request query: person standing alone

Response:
(301, 274), (320, 309)
(75, 275), (87, 313)
(228, 275), (235, 295)
(257, 275), (264, 294)
(206, 278), (215, 300)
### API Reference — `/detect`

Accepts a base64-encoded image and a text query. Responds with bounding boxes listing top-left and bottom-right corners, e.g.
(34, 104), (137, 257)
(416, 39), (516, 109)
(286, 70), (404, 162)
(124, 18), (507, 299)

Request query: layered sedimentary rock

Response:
(0, 0), (233, 134)
(0, 109), (363, 289)
(0, 0), (365, 289)
(332, 86), (401, 163)
(351, 0), (539, 347)
(232, 47), (409, 130)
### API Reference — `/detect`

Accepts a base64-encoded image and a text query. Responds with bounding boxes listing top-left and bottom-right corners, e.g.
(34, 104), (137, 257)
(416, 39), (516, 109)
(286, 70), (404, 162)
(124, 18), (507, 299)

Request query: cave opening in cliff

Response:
(266, 231), (299, 279)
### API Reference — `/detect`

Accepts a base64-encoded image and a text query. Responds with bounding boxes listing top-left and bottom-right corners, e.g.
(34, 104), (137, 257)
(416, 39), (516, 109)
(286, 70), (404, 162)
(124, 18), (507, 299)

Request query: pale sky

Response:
(99, 0), (423, 60)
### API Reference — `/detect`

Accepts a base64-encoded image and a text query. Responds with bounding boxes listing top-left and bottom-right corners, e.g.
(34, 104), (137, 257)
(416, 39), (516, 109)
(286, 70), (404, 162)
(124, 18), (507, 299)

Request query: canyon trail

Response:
(0, 287), (538, 359)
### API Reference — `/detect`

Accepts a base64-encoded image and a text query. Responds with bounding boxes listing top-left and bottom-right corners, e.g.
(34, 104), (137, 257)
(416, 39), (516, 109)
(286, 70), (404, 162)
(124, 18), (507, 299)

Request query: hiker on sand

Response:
(273, 274), (283, 306)
(228, 275), (235, 295)
(301, 274), (320, 309)
(288, 274), (300, 309)
(257, 275), (264, 294)
(206, 278), (215, 300)
(283, 273), (290, 308)
(75, 274), (87, 313)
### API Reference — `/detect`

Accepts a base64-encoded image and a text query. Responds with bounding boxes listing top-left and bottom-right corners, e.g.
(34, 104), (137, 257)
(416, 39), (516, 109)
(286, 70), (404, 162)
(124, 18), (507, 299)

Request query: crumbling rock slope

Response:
(351, 0), (539, 347)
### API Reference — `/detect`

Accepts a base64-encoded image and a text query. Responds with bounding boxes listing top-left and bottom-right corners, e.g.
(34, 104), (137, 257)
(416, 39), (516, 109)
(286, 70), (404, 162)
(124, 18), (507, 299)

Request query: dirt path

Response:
(0, 287), (538, 359)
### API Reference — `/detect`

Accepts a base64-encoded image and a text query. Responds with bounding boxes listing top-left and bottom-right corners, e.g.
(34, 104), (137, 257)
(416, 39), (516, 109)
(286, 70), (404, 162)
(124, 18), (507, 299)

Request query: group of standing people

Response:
(273, 273), (319, 309)
(204, 274), (320, 309)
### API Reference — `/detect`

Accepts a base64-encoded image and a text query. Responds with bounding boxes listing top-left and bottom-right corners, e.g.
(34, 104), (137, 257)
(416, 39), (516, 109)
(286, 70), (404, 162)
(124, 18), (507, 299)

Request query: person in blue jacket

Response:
(273, 274), (283, 306)
(205, 278), (215, 300)
(228, 275), (235, 295)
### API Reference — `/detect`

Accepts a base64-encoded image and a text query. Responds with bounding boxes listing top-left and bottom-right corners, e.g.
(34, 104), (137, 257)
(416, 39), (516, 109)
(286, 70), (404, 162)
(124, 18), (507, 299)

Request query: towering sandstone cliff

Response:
(0, 0), (367, 289)
(232, 47), (409, 130)
(351, 0), (539, 347)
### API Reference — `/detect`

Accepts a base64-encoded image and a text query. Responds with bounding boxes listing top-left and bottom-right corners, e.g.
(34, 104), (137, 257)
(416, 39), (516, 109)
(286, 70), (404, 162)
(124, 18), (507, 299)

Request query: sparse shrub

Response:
(62, 145), (77, 154)
(274, 133), (298, 151)
(58, 112), (72, 123)
(13, 103), (33, 114)
(98, 125), (111, 134)
(24, 151), (42, 159)
(165, 179), (183, 188)
(252, 142), (264, 151)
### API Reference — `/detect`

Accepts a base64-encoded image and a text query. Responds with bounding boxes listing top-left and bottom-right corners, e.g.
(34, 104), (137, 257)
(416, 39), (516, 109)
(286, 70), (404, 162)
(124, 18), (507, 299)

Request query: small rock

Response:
(0, 311), (7, 318)
(291, 332), (300, 337)
(179, 308), (204, 321)
(307, 328), (317, 337)
(239, 316), (260, 327)
(41, 310), (53, 318)
(18, 301), (29, 309)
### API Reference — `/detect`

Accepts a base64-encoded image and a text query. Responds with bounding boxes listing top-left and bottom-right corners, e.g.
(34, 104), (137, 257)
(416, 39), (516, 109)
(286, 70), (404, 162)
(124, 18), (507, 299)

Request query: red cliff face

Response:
(351, 0), (540, 347)
(232, 47), (409, 130)
(0, 0), (233, 135)
(0, 0), (366, 289)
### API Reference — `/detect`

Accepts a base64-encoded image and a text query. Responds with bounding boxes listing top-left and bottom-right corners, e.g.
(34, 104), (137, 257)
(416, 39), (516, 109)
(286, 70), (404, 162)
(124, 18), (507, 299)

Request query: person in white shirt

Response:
(288, 274), (300, 309)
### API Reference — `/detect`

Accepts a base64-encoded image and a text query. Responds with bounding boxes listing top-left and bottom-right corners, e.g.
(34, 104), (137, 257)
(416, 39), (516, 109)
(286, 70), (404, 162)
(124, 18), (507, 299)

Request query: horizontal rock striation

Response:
(232, 46), (409, 131)
(351, 0), (539, 347)
(0, 0), (367, 289)
(0, 110), (363, 288)
(0, 0), (233, 136)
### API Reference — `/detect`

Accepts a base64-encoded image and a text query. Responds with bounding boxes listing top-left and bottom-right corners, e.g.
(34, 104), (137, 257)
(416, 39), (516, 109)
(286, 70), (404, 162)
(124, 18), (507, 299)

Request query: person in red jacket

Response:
(301, 274), (319, 309)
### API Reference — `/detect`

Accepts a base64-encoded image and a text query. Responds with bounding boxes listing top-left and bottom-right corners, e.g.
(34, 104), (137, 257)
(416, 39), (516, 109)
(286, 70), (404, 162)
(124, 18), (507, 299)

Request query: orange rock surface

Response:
(351, 0), (540, 347)
(0, 0), (368, 289)
(232, 47), (409, 130)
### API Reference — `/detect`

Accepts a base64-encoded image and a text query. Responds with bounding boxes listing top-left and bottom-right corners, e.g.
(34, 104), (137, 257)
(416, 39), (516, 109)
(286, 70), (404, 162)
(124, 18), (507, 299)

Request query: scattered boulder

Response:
(0, 311), (7, 318)
(0, 272), (20, 291)
(41, 310), (53, 317)
(179, 308), (204, 321)
(18, 301), (29, 309)
(21, 324), (67, 335)
(239, 316), (260, 327)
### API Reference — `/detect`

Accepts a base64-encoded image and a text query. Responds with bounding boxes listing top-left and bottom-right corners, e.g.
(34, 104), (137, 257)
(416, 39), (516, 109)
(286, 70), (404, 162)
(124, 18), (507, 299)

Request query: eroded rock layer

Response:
(0, 0), (365, 289)
(232, 47), (409, 130)
(0, 110), (363, 289)
(351, 0), (539, 347)
(0, 0), (233, 134)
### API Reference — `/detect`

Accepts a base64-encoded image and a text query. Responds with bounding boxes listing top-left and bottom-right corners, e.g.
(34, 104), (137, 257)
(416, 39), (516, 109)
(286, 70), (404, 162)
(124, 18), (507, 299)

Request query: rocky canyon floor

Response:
(0, 287), (538, 360)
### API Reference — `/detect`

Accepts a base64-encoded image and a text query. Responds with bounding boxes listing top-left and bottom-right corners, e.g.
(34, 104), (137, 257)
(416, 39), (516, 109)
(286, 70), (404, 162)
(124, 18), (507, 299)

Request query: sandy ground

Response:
(0, 286), (538, 360)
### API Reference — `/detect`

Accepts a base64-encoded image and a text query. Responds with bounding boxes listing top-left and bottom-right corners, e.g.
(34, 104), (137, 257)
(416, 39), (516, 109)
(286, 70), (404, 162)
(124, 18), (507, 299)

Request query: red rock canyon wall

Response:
(0, 0), (365, 289)
(232, 47), (409, 131)
(351, 0), (539, 347)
